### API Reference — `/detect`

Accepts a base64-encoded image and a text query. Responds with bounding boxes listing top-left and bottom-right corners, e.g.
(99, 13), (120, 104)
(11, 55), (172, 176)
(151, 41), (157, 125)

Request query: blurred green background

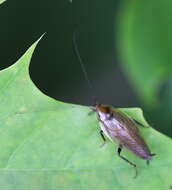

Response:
(1, 0), (172, 137)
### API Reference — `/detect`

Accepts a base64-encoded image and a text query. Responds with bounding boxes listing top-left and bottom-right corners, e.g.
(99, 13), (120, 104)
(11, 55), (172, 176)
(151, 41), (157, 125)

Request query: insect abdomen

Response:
(101, 116), (152, 160)
(110, 125), (153, 160)
(121, 136), (152, 160)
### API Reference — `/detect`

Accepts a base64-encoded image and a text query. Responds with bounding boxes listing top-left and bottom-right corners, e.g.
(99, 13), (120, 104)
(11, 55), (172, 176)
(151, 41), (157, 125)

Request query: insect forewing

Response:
(97, 107), (152, 160)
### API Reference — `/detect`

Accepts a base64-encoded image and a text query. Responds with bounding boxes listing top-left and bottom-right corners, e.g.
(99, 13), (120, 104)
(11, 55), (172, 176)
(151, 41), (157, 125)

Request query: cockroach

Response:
(93, 104), (155, 177)
(73, 32), (156, 178)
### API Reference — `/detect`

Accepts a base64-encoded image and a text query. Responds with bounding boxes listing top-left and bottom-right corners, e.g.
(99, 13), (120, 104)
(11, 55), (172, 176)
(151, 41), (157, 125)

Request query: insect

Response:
(73, 32), (156, 178)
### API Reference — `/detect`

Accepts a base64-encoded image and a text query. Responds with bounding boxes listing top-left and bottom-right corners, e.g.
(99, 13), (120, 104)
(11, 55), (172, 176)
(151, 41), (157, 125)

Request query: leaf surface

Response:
(0, 37), (171, 190)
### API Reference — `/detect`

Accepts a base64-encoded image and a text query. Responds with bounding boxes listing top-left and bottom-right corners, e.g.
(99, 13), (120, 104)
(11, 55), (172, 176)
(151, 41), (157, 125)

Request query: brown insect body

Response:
(73, 33), (155, 177)
(95, 104), (155, 161)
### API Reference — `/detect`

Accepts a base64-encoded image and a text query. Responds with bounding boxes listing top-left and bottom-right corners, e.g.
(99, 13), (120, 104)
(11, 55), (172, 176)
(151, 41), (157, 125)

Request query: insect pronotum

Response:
(73, 32), (156, 178)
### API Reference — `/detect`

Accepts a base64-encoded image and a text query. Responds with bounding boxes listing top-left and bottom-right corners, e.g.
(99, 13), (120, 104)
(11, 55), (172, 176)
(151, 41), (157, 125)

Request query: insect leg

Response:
(100, 130), (106, 142)
(146, 153), (156, 165)
(100, 130), (106, 147)
(133, 119), (148, 128)
(88, 111), (95, 116)
(88, 106), (97, 115)
(117, 145), (137, 178)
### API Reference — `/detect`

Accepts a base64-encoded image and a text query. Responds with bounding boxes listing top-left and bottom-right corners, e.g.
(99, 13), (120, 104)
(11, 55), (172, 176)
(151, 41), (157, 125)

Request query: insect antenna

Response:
(73, 31), (98, 105)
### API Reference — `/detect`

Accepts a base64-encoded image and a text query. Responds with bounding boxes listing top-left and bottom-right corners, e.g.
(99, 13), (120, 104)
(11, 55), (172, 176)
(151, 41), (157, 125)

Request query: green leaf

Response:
(0, 0), (6, 4)
(118, 0), (172, 106)
(0, 36), (172, 189)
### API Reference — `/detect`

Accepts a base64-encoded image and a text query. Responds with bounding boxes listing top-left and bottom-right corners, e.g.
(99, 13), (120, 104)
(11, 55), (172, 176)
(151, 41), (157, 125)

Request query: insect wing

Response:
(99, 109), (152, 160)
